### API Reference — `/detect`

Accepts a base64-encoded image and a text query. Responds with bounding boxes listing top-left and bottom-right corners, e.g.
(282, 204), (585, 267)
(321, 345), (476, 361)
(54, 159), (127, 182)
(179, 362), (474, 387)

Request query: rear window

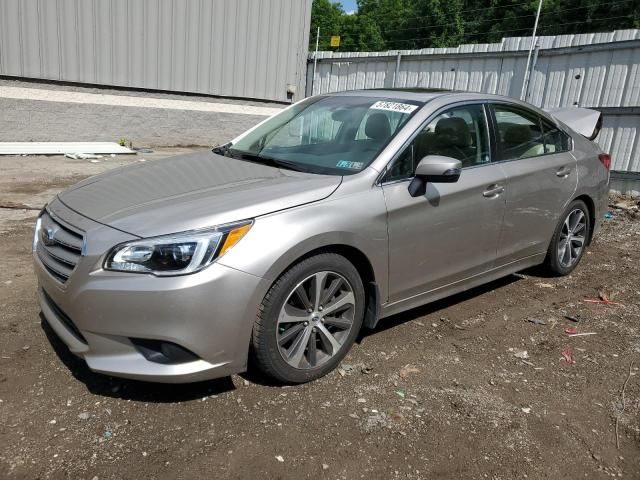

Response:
(541, 118), (571, 153)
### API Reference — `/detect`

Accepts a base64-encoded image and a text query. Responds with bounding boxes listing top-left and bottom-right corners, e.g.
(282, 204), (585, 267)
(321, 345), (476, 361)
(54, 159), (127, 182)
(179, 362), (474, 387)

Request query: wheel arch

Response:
(573, 193), (596, 245)
(267, 243), (382, 330)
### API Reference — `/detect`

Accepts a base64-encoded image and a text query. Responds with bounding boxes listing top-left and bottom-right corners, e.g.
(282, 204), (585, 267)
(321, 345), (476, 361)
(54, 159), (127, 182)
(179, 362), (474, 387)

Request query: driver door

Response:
(381, 103), (507, 304)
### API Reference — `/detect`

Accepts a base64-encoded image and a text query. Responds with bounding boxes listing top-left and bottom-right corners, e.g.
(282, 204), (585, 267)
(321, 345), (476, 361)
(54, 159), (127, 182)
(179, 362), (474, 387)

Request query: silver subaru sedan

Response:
(34, 90), (610, 384)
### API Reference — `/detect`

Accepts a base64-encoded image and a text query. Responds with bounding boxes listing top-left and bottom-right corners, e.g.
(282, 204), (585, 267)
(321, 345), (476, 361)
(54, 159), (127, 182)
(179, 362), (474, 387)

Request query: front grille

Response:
(36, 211), (84, 284)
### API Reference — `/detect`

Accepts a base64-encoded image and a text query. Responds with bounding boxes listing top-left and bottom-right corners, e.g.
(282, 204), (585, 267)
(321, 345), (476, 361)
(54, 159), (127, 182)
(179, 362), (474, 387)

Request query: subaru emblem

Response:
(41, 227), (56, 246)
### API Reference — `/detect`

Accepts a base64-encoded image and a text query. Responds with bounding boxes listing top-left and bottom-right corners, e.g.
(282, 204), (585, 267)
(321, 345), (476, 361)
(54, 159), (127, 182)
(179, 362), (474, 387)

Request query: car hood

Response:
(58, 150), (342, 237)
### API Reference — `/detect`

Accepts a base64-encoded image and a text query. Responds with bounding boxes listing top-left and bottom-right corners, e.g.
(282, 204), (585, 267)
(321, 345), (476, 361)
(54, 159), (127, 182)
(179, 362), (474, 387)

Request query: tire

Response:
(251, 253), (365, 384)
(545, 199), (591, 276)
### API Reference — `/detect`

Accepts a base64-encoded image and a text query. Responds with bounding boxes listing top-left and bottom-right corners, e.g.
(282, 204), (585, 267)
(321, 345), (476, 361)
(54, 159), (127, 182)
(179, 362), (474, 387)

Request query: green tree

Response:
(310, 0), (344, 47)
(310, 0), (385, 51)
(340, 13), (386, 50)
(477, 1), (541, 43)
(357, 0), (416, 49)
(410, 0), (466, 49)
(310, 0), (640, 52)
(538, 0), (640, 36)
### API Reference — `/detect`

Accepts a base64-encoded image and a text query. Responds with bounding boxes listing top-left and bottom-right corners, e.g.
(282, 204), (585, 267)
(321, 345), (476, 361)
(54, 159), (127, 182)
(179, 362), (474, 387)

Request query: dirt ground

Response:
(0, 151), (639, 479)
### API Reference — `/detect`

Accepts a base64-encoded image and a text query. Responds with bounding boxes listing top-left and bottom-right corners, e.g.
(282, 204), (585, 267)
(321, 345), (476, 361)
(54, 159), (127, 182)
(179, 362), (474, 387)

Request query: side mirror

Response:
(408, 155), (462, 197)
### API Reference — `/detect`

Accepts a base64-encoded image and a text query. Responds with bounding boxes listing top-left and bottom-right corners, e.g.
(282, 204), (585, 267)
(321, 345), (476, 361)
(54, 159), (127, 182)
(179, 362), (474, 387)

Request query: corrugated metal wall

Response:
(0, 0), (312, 103)
(307, 30), (640, 172)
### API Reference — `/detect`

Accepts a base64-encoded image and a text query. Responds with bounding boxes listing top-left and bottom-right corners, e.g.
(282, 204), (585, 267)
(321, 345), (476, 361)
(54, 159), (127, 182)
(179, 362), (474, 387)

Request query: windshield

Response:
(227, 96), (422, 175)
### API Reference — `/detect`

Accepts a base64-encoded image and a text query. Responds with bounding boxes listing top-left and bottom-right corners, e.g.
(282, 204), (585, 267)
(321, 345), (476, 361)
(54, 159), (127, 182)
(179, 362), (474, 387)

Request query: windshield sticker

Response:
(336, 160), (364, 170)
(371, 100), (418, 114)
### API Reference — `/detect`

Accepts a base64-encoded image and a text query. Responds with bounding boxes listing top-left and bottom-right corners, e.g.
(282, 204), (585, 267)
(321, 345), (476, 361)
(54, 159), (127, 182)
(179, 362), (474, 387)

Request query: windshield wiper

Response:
(230, 151), (311, 173)
(212, 143), (232, 156)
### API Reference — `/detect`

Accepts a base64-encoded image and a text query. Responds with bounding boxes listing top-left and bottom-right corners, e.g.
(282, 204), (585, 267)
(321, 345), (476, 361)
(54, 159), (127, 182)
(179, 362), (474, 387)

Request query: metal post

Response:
(393, 53), (402, 88)
(521, 0), (543, 100)
(524, 43), (540, 103)
(311, 27), (320, 96)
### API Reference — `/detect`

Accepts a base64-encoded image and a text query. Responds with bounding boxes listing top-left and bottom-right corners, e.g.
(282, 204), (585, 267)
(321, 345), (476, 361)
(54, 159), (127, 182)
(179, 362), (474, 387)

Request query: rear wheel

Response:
(252, 253), (365, 384)
(545, 199), (590, 275)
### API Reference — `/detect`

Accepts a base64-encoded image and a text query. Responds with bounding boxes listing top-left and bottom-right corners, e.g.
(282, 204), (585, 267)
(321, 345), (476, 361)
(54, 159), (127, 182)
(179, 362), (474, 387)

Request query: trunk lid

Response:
(546, 107), (602, 140)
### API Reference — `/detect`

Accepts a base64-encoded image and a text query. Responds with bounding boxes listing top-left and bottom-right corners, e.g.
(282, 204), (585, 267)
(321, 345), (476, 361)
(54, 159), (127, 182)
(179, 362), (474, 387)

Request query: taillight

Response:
(598, 153), (611, 170)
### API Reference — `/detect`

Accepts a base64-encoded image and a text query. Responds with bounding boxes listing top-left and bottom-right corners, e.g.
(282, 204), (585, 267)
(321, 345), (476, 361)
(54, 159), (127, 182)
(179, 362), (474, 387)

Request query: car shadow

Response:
(40, 315), (236, 402)
(238, 363), (287, 388)
(40, 271), (540, 396)
(358, 273), (521, 340)
(520, 264), (559, 279)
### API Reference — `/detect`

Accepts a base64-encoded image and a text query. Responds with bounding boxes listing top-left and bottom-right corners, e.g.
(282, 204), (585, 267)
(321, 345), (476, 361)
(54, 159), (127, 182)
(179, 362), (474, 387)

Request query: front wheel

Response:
(545, 199), (590, 275)
(251, 253), (365, 384)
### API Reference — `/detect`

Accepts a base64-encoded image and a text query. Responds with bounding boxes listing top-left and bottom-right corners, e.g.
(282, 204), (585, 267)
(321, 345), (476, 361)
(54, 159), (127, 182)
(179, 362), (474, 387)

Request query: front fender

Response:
(218, 188), (390, 303)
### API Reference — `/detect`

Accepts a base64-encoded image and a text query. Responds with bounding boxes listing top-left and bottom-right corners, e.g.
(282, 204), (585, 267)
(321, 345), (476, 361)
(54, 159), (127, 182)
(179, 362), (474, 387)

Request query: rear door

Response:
(489, 103), (577, 264)
(382, 103), (507, 303)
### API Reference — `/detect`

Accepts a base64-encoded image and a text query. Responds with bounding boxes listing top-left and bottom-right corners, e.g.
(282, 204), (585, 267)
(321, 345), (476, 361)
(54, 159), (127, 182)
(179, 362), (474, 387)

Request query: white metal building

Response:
(0, 0), (313, 103)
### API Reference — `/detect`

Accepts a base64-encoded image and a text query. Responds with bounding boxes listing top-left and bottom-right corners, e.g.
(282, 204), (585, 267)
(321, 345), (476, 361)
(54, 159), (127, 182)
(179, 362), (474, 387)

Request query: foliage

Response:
(310, 0), (385, 50)
(310, 0), (640, 51)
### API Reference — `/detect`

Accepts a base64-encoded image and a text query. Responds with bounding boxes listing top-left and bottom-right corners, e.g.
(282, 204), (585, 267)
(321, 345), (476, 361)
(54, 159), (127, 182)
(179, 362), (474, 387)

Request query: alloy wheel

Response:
(557, 208), (587, 268)
(276, 271), (356, 369)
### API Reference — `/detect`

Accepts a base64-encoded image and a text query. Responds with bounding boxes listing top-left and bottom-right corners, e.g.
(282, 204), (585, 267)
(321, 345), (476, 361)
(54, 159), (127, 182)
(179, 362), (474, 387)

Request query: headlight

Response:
(104, 221), (252, 276)
(32, 206), (47, 252)
(32, 216), (42, 252)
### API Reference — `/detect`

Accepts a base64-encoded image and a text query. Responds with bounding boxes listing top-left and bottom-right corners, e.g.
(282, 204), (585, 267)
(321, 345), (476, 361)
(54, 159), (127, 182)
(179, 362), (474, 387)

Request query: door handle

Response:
(482, 184), (504, 198)
(556, 166), (571, 177)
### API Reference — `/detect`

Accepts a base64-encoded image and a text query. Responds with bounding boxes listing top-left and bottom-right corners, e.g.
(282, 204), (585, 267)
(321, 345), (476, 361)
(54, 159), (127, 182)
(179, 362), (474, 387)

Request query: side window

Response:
(416, 104), (490, 168)
(541, 119), (571, 154)
(383, 104), (490, 182)
(385, 144), (415, 182)
(493, 105), (545, 160)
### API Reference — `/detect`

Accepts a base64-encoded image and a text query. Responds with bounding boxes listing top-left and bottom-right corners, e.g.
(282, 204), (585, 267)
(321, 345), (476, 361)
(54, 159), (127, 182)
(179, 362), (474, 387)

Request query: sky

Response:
(337, 0), (357, 14)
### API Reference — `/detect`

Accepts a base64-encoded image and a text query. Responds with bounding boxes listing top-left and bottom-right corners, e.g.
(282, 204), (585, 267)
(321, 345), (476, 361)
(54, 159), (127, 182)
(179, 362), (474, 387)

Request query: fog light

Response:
(130, 338), (199, 365)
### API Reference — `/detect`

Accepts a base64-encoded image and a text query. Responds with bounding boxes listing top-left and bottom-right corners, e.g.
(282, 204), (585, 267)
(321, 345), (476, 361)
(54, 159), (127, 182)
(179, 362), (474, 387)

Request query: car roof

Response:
(330, 88), (525, 105)
(330, 88), (450, 103)
(328, 88), (555, 120)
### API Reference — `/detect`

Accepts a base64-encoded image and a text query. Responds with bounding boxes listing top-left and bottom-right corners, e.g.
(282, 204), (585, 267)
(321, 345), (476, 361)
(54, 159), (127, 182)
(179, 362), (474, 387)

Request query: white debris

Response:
(0, 142), (134, 155)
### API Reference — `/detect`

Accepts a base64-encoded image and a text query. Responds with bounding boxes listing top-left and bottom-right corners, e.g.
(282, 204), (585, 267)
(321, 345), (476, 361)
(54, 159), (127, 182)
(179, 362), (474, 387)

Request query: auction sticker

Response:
(336, 160), (364, 170)
(371, 100), (418, 114)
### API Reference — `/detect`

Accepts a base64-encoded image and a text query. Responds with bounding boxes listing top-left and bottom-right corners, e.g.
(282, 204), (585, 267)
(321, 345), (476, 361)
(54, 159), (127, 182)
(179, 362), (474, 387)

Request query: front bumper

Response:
(35, 199), (270, 383)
